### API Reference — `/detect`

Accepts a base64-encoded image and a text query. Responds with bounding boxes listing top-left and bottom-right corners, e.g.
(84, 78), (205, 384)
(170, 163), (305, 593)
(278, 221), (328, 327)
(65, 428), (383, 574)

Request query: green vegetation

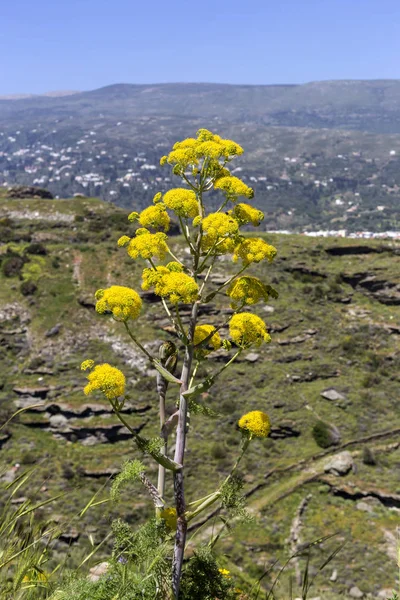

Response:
(0, 170), (399, 598)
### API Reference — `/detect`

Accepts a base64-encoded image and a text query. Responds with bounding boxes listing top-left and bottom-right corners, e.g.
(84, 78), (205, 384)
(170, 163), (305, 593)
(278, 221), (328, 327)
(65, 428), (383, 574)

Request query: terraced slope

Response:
(0, 191), (399, 598)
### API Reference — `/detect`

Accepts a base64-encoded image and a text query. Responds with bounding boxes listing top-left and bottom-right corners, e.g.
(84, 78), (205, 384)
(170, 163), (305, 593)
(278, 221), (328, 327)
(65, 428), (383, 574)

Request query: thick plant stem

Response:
(172, 301), (198, 598)
(157, 384), (167, 512)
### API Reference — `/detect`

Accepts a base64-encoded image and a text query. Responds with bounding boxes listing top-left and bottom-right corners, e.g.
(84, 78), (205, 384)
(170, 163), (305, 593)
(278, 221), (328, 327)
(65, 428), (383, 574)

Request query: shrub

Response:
(312, 420), (341, 448)
(25, 242), (48, 255)
(20, 280), (38, 296)
(362, 446), (377, 466)
(2, 255), (25, 277)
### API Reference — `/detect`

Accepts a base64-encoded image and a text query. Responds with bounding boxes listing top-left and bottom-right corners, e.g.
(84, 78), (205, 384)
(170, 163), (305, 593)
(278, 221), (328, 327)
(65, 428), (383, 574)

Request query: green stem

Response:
(178, 215), (195, 253)
(175, 305), (188, 342)
(168, 248), (184, 265)
(188, 361), (199, 388)
(124, 321), (154, 362)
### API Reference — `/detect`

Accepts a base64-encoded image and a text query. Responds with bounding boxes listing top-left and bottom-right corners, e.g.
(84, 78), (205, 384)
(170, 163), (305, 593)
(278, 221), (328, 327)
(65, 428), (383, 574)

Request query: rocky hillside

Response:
(0, 190), (399, 598)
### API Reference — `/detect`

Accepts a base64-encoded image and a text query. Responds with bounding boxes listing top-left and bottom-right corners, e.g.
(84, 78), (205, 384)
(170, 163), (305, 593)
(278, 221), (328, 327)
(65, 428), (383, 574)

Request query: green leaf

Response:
(153, 360), (183, 385)
(182, 376), (215, 400)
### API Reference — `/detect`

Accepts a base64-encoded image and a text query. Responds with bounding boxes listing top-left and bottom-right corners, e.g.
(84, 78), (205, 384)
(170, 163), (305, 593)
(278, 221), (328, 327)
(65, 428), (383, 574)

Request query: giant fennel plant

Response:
(78, 129), (278, 599)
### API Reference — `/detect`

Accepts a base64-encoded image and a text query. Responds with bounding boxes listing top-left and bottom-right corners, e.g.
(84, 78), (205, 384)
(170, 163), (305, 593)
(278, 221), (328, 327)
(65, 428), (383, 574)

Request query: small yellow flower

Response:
(138, 204), (170, 232)
(233, 238), (277, 265)
(214, 176), (253, 202)
(229, 203), (264, 227)
(193, 324), (222, 353)
(238, 410), (271, 438)
(160, 156), (168, 166)
(83, 363), (126, 400)
(117, 235), (131, 247)
(201, 212), (239, 254)
(127, 212), (139, 223)
(227, 276), (277, 309)
(95, 286), (142, 321)
(160, 507), (177, 530)
(163, 188), (199, 218)
(218, 568), (231, 577)
(153, 192), (162, 203)
(229, 313), (271, 347)
(81, 359), (95, 371)
(126, 229), (169, 261)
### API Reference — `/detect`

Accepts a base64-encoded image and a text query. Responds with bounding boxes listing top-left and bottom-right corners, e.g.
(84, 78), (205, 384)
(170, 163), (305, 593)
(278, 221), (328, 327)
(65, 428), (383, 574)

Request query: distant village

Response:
(0, 120), (399, 239)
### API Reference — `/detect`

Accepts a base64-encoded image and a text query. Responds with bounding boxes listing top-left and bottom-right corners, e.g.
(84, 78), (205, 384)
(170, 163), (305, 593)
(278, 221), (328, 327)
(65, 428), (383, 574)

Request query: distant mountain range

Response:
(1, 80), (400, 233)
(0, 90), (80, 100)
(3, 80), (400, 132)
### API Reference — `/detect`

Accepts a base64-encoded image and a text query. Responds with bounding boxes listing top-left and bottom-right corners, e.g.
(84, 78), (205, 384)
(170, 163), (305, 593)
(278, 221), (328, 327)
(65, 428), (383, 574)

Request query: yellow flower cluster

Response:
(233, 238), (277, 265)
(229, 313), (271, 347)
(238, 410), (271, 438)
(160, 507), (177, 530)
(229, 203), (264, 226)
(214, 176), (254, 202)
(119, 229), (169, 260)
(160, 129), (243, 169)
(163, 188), (199, 218)
(138, 204), (170, 232)
(142, 263), (199, 304)
(218, 568), (231, 578)
(81, 362), (126, 400)
(227, 276), (273, 309)
(201, 212), (239, 254)
(95, 285), (142, 321)
(193, 324), (222, 352)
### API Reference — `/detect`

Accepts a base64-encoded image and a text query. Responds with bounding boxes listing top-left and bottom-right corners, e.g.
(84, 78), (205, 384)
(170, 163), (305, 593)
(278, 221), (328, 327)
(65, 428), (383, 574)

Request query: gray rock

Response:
(88, 561), (109, 582)
(324, 451), (354, 476)
(262, 305), (275, 313)
(356, 501), (374, 513)
(321, 388), (346, 401)
(49, 414), (69, 429)
(349, 585), (364, 598)
(377, 589), (395, 599)
(45, 323), (61, 337)
(244, 352), (260, 363)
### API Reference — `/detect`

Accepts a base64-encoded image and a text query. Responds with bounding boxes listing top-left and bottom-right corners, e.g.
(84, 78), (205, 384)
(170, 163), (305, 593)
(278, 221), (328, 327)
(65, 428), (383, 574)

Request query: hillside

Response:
(0, 191), (399, 598)
(1, 82), (400, 233)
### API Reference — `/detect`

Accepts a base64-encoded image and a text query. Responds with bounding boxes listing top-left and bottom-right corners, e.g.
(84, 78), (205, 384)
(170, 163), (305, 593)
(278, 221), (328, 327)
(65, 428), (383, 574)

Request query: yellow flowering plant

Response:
(80, 128), (279, 599)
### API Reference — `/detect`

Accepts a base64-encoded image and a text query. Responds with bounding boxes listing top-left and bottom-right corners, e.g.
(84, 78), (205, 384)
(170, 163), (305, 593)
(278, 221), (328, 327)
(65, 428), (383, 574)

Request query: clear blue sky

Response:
(2, 0), (400, 94)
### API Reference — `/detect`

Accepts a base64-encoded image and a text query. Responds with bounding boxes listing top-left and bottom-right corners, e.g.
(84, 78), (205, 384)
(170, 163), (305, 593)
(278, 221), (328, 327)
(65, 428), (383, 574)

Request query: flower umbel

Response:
(163, 188), (199, 218)
(142, 265), (199, 304)
(201, 212), (239, 254)
(138, 204), (170, 232)
(125, 229), (169, 261)
(229, 203), (264, 227)
(95, 285), (142, 321)
(214, 176), (254, 202)
(233, 238), (277, 265)
(193, 324), (222, 355)
(83, 363), (126, 400)
(160, 507), (177, 531)
(227, 276), (278, 309)
(238, 410), (271, 438)
(229, 313), (271, 347)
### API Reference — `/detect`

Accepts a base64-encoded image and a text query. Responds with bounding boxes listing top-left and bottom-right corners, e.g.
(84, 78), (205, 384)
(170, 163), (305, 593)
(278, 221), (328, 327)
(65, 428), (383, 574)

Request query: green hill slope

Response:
(0, 191), (399, 598)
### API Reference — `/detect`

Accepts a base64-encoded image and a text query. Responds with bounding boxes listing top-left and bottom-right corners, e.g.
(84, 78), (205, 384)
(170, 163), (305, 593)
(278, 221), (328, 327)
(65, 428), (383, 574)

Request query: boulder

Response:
(324, 451), (354, 476)
(244, 352), (260, 363)
(88, 562), (109, 583)
(7, 185), (54, 199)
(349, 586), (364, 598)
(378, 589), (395, 599)
(321, 388), (346, 401)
